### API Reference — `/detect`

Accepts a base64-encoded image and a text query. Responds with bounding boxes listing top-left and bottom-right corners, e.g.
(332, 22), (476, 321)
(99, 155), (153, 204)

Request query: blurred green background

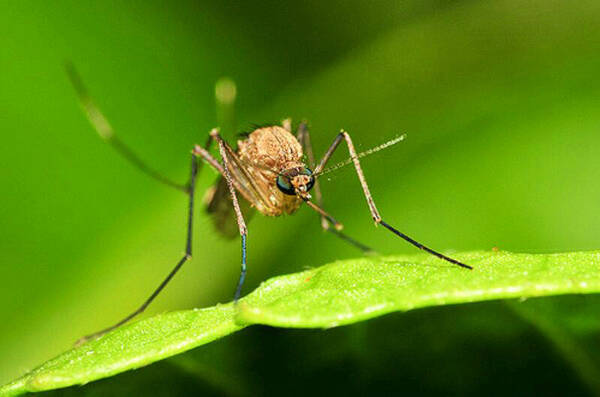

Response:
(2, 0), (600, 395)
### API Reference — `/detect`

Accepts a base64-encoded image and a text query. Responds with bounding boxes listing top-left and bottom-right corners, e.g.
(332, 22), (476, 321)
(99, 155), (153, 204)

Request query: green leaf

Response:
(0, 306), (244, 397)
(3, 250), (600, 396)
(237, 250), (600, 327)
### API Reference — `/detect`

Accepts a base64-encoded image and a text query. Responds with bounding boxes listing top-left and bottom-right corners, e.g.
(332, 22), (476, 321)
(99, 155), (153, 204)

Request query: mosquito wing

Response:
(217, 139), (279, 215)
(204, 177), (256, 239)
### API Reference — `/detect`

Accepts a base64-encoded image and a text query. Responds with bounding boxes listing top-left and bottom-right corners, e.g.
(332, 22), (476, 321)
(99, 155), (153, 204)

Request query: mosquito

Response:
(66, 65), (472, 344)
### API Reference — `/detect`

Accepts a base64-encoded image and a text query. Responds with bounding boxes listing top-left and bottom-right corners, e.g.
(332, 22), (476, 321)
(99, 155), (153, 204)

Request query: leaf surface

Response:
(3, 250), (600, 396)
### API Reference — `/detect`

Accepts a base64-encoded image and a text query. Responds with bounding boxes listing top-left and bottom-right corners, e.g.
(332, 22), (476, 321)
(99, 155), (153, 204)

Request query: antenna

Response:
(315, 134), (406, 177)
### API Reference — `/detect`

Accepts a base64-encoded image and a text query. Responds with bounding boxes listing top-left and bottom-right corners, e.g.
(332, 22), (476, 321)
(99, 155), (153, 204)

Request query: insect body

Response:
(229, 125), (311, 215)
(66, 65), (471, 344)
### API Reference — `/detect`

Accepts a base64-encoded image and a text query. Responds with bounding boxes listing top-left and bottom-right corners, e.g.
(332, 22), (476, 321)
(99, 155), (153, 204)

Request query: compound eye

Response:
(306, 175), (315, 192)
(276, 175), (296, 195)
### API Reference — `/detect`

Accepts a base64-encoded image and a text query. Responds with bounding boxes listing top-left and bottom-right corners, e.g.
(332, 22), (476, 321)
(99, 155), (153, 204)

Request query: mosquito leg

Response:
(303, 199), (343, 230)
(65, 63), (188, 192)
(215, 77), (237, 136)
(76, 131), (222, 344)
(209, 129), (249, 302)
(297, 122), (375, 254)
(296, 121), (323, 209)
(302, 198), (374, 252)
(315, 130), (472, 270)
(75, 152), (201, 345)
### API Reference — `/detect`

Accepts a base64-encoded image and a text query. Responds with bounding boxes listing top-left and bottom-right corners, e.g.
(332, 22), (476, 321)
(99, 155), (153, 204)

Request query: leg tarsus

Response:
(378, 220), (471, 269)
(324, 226), (376, 255)
(75, 153), (201, 345)
(213, 130), (250, 300)
(315, 129), (471, 270)
(234, 234), (248, 302)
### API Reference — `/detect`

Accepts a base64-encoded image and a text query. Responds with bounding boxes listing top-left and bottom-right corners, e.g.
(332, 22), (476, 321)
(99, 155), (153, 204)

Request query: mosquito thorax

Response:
(276, 166), (315, 197)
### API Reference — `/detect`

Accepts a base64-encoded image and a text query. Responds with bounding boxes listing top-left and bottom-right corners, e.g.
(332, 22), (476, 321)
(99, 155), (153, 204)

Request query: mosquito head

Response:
(276, 166), (315, 198)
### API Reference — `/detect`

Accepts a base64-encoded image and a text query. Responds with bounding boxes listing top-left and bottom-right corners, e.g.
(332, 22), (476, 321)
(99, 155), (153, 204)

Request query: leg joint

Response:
(192, 144), (202, 156)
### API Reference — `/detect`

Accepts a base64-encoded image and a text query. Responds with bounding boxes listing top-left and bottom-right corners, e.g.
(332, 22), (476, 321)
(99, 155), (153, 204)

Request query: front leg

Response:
(315, 130), (472, 270)
(200, 129), (249, 301)
(297, 121), (375, 254)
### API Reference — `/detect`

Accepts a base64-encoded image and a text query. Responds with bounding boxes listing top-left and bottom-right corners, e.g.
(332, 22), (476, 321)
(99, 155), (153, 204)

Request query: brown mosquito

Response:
(66, 65), (472, 344)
